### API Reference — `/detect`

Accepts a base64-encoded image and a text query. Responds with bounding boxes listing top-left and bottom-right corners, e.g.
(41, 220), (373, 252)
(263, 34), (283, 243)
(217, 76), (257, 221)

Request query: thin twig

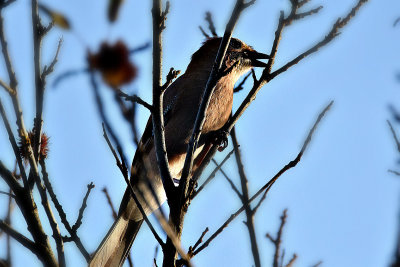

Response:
(192, 102), (333, 257)
(388, 120), (400, 153)
(192, 149), (235, 198)
(0, 79), (14, 94)
(90, 71), (128, 165)
(0, 161), (57, 266)
(389, 170), (400, 176)
(205, 11), (218, 37)
(72, 182), (95, 232)
(0, 99), (28, 186)
(266, 209), (288, 267)
(224, 0), (368, 136)
(231, 127), (261, 267)
(311, 261), (323, 267)
(188, 227), (209, 256)
(42, 38), (63, 78)
(0, 220), (39, 255)
(5, 188), (13, 266)
(52, 68), (89, 88)
(118, 90), (153, 112)
(161, 67), (181, 91)
(233, 71), (252, 93)
(102, 187), (118, 219)
(130, 41), (151, 54)
(212, 159), (242, 200)
(284, 254), (297, 267)
(40, 160), (90, 261)
(102, 124), (165, 248)
(0, 190), (15, 199)
(199, 26), (210, 38)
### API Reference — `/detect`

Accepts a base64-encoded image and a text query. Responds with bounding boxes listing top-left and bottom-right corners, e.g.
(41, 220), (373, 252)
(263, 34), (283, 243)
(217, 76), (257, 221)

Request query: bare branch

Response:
(394, 17), (400, 27)
(0, 99), (28, 186)
(161, 67), (181, 91)
(205, 12), (218, 37)
(389, 170), (400, 177)
(298, 0), (312, 8)
(284, 254), (297, 267)
(72, 182), (95, 232)
(266, 209), (288, 267)
(311, 261), (323, 267)
(0, 79), (14, 94)
(199, 26), (210, 38)
(231, 127), (260, 267)
(0, 161), (22, 195)
(192, 149), (235, 198)
(0, 190), (15, 199)
(129, 41), (151, 54)
(102, 187), (118, 219)
(233, 71), (252, 93)
(0, 0), (16, 8)
(388, 120), (400, 153)
(0, 220), (38, 255)
(212, 159), (242, 200)
(42, 38), (63, 78)
(90, 71), (128, 165)
(52, 68), (89, 88)
(118, 90), (153, 112)
(40, 160), (89, 261)
(102, 125), (165, 248)
(192, 102), (333, 257)
(270, 0), (368, 80)
(188, 227), (209, 256)
(225, 1), (368, 136)
(293, 6), (323, 21)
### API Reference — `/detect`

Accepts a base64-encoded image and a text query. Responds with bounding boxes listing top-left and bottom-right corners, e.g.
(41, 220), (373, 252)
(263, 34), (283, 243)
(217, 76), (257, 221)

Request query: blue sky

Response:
(0, 0), (400, 266)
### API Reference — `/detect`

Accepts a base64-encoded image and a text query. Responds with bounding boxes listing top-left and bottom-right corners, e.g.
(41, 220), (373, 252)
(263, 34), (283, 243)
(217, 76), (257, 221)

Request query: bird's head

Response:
(187, 37), (269, 76)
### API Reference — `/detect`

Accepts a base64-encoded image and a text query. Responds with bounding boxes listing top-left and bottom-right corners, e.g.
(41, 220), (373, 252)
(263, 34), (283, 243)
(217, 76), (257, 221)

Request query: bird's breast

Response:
(202, 78), (234, 133)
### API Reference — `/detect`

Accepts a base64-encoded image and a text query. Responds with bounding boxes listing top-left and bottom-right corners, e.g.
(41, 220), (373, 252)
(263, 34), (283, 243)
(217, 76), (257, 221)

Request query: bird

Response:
(89, 37), (269, 267)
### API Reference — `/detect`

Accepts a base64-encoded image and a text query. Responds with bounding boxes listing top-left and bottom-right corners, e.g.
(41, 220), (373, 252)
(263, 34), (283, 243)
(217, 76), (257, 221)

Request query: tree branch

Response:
(40, 160), (89, 262)
(72, 182), (95, 232)
(231, 127), (261, 267)
(192, 101), (332, 257)
(0, 220), (39, 256)
(0, 99), (28, 186)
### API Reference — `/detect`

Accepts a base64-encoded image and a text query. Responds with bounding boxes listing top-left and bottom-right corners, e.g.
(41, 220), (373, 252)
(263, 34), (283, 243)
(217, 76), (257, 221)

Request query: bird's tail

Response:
(89, 216), (143, 267)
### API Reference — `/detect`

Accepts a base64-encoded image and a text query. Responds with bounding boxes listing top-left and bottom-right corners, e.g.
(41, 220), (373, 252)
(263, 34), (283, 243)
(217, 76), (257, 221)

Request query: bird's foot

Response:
(212, 130), (229, 152)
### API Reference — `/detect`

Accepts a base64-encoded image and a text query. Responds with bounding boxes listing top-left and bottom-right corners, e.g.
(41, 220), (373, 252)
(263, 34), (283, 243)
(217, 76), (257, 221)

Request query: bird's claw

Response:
(212, 130), (229, 152)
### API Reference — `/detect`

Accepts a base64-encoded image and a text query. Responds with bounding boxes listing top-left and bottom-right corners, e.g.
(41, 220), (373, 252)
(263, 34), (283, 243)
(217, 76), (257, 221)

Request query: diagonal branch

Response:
(40, 160), (89, 262)
(225, 0), (368, 136)
(231, 127), (260, 267)
(72, 182), (95, 232)
(118, 90), (153, 112)
(266, 209), (288, 267)
(388, 120), (400, 153)
(191, 149), (235, 199)
(0, 220), (39, 255)
(212, 158), (242, 200)
(102, 124), (165, 248)
(102, 187), (118, 219)
(0, 99), (28, 186)
(192, 101), (333, 257)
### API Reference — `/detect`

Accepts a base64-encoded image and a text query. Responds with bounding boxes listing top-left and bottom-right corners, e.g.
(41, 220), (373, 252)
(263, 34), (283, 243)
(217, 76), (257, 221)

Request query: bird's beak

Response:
(245, 50), (269, 68)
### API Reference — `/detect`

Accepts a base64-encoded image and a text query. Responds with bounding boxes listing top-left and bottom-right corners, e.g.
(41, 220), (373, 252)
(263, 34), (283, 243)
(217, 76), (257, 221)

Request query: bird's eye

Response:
(230, 39), (242, 49)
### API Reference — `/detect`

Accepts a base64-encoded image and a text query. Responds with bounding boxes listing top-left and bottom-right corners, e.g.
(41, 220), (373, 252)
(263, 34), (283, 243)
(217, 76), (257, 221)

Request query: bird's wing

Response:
(131, 75), (185, 164)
